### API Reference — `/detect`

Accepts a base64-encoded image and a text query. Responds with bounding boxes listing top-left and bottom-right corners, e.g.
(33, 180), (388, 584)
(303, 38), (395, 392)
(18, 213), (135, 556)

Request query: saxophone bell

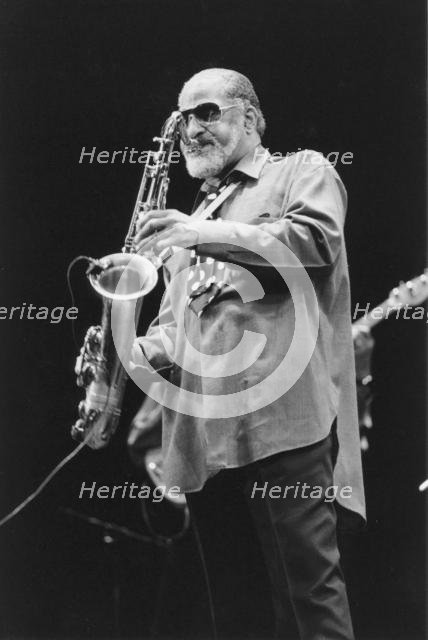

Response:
(88, 252), (158, 301)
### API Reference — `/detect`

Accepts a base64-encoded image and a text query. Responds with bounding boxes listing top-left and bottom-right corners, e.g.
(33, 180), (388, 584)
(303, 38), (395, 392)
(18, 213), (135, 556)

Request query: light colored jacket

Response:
(138, 147), (365, 521)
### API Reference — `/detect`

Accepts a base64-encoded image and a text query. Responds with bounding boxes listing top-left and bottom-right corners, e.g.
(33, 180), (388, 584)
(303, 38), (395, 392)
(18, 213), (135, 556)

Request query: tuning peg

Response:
(418, 479), (428, 492)
(360, 435), (369, 452)
(406, 281), (415, 295)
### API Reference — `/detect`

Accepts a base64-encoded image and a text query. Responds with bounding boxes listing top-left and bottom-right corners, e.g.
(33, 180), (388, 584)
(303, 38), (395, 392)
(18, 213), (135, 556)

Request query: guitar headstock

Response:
(387, 269), (428, 308)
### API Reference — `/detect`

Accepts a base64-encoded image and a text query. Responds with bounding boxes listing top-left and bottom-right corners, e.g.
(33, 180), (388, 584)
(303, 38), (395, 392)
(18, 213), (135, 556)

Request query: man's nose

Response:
(185, 114), (206, 138)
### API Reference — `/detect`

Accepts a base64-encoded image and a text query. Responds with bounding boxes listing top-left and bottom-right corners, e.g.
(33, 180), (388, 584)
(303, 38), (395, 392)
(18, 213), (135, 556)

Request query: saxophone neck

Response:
(123, 110), (182, 252)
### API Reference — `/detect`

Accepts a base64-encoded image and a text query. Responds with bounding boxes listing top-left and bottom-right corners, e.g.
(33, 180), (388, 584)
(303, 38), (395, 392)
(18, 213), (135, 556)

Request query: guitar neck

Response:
(353, 298), (399, 330)
(352, 271), (428, 331)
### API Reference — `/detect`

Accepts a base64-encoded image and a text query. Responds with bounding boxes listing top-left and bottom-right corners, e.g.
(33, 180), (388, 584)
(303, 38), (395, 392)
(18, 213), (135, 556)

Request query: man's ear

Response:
(244, 105), (258, 134)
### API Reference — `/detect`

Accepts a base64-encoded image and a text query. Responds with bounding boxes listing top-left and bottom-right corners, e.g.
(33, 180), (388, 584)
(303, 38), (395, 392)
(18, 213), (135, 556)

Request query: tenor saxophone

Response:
(71, 111), (183, 449)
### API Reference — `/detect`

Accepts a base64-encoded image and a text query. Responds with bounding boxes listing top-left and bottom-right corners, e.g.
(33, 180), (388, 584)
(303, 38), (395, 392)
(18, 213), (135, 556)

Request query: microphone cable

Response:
(0, 434), (91, 529)
(66, 254), (94, 351)
(187, 500), (218, 640)
(0, 253), (109, 530)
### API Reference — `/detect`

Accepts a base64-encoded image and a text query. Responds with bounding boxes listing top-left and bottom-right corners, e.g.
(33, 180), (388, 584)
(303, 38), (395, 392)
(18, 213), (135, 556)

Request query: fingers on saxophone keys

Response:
(137, 209), (167, 228)
(136, 228), (166, 253)
(136, 211), (152, 236)
(136, 212), (167, 239)
(135, 237), (156, 254)
(134, 221), (158, 245)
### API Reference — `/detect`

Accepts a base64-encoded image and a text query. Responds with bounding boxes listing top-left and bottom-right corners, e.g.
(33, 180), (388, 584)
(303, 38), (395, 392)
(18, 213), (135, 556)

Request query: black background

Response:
(0, 1), (426, 638)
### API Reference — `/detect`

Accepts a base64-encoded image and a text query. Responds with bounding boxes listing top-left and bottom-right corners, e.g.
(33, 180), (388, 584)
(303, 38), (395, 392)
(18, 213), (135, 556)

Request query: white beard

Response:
(182, 126), (241, 179)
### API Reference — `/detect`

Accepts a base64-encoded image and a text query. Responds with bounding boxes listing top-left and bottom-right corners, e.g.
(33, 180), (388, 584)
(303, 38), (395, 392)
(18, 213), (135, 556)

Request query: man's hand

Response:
(133, 209), (199, 254)
(129, 339), (156, 374)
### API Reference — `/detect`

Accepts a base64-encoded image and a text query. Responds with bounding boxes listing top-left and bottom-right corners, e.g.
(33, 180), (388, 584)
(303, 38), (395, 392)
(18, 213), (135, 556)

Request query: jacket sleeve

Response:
(189, 157), (347, 270)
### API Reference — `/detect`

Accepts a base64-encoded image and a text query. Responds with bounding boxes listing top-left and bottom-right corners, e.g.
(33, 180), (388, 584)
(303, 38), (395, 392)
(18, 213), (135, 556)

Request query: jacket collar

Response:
(201, 144), (270, 193)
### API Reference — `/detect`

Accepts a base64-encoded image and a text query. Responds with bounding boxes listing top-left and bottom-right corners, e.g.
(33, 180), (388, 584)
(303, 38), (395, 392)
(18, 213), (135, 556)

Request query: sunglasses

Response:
(179, 102), (239, 127)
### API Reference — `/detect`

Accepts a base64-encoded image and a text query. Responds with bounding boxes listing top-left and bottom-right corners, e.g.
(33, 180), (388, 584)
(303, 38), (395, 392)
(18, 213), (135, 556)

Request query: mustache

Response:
(182, 136), (217, 153)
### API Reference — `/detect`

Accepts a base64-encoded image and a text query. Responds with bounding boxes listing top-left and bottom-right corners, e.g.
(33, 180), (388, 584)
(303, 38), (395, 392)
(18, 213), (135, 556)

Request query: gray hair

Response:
(179, 68), (266, 137)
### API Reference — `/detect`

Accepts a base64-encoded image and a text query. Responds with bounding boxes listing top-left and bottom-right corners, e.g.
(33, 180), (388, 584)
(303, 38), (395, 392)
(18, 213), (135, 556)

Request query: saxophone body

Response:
(71, 111), (183, 449)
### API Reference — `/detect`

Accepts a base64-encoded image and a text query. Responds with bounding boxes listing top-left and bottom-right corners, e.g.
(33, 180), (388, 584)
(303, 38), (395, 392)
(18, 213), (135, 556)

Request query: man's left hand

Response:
(133, 209), (199, 254)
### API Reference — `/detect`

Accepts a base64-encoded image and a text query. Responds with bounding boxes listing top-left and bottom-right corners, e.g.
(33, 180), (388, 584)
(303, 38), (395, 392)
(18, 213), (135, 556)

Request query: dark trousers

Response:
(186, 434), (355, 640)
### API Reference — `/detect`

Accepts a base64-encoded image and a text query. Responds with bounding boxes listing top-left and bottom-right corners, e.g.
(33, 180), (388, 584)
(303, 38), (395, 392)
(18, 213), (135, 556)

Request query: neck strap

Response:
(192, 181), (241, 221)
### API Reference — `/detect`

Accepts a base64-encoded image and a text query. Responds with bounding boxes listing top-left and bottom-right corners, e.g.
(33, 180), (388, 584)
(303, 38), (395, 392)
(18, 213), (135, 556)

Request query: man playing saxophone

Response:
(132, 68), (364, 640)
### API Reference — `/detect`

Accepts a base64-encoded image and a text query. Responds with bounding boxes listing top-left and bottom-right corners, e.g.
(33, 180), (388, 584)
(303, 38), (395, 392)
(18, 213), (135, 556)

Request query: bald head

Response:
(179, 68), (266, 137)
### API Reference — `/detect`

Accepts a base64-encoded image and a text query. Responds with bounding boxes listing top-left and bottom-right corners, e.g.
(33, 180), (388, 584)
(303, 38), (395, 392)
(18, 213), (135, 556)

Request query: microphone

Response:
(85, 257), (112, 277)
